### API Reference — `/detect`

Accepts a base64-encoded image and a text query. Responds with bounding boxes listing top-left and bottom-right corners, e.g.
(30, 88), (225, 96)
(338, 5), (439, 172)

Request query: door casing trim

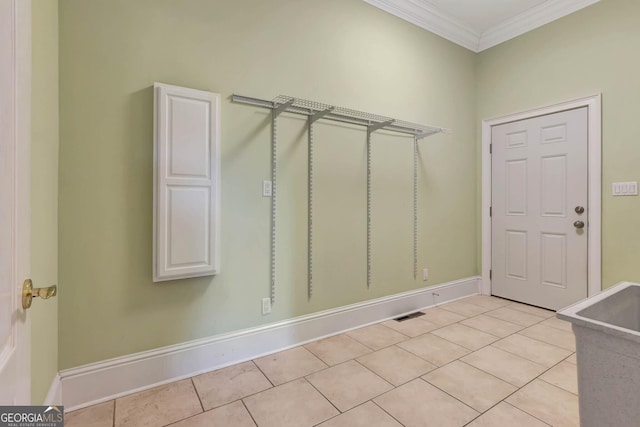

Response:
(481, 94), (602, 300)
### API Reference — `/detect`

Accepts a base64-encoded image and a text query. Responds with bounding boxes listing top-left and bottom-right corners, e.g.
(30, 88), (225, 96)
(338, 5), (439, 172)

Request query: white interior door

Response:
(0, 0), (31, 404)
(491, 107), (588, 310)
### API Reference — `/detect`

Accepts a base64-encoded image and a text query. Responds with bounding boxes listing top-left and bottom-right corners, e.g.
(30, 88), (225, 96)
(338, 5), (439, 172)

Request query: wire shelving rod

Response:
(231, 94), (448, 298)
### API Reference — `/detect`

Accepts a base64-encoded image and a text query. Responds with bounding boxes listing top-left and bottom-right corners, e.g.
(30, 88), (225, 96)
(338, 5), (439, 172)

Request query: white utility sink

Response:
(557, 281), (640, 427)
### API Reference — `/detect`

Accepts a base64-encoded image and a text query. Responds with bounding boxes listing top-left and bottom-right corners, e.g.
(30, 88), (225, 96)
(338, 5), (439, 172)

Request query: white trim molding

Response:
(363, 0), (480, 52)
(43, 374), (62, 406)
(60, 276), (480, 411)
(481, 94), (602, 299)
(363, 0), (600, 52)
(478, 0), (601, 51)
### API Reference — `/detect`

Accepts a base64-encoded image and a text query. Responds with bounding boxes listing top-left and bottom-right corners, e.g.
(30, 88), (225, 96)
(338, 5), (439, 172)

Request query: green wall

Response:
(58, 0), (477, 369)
(477, 0), (640, 289)
(31, 0), (59, 403)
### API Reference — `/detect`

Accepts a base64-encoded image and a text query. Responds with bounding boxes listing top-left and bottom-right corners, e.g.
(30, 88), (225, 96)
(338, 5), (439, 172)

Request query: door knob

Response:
(575, 206), (585, 214)
(573, 220), (585, 229)
(22, 279), (57, 310)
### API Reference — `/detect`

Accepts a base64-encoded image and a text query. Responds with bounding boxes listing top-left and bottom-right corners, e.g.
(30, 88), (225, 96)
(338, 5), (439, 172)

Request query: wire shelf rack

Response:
(233, 94), (449, 138)
(232, 93), (449, 303)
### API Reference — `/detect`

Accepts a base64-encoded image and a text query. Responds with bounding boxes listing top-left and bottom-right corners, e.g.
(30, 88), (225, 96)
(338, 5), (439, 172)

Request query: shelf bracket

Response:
(274, 98), (295, 116)
(310, 106), (335, 124)
(415, 129), (441, 141)
(368, 119), (395, 134)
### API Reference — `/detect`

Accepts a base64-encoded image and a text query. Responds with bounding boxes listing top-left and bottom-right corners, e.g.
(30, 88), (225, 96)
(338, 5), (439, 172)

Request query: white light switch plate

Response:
(262, 298), (271, 315)
(612, 181), (638, 196)
(263, 180), (272, 197)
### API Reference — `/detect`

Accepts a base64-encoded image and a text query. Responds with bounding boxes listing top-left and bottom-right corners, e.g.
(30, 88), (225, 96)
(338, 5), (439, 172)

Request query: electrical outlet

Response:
(262, 297), (271, 315)
(422, 268), (429, 281)
(263, 180), (272, 197)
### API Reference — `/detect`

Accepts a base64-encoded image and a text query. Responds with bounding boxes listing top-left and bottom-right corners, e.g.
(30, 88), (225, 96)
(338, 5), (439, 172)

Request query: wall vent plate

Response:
(394, 311), (425, 322)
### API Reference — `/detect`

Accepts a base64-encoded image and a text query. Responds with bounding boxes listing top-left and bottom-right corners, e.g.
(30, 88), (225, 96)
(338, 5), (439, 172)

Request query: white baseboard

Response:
(60, 276), (480, 411)
(43, 373), (62, 406)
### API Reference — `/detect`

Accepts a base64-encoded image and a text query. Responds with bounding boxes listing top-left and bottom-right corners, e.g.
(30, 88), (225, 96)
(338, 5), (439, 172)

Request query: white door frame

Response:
(481, 94), (602, 300)
(0, 0), (31, 403)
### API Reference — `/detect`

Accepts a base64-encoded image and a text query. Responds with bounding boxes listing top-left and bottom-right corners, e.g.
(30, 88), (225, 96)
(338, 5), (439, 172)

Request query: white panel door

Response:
(0, 0), (30, 404)
(492, 107), (588, 310)
(153, 83), (221, 282)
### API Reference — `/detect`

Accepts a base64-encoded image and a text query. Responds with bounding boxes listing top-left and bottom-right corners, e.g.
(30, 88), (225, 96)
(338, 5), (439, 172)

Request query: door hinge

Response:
(489, 144), (492, 154)
(489, 206), (492, 217)
(489, 269), (492, 280)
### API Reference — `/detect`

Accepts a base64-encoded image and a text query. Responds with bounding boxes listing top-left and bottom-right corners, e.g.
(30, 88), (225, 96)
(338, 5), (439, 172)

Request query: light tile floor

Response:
(65, 296), (580, 427)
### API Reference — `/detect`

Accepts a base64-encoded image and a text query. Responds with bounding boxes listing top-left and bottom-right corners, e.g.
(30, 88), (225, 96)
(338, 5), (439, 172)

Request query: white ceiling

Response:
(364, 0), (600, 52)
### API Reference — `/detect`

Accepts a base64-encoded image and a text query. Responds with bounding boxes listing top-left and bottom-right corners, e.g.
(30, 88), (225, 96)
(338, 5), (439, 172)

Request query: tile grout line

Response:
(370, 399), (409, 427)
(415, 376), (481, 417)
(351, 358), (396, 390)
(467, 349), (578, 425)
(374, 297), (576, 424)
(190, 377), (205, 414)
(189, 363), (278, 414)
(458, 348), (548, 386)
(356, 344), (438, 387)
(399, 338), (501, 415)
(501, 401), (554, 427)
(240, 399), (259, 427)
(451, 302), (573, 425)
(162, 410), (204, 426)
(303, 335), (373, 366)
(303, 375), (343, 416)
(73, 296), (576, 427)
(345, 326), (410, 352)
(303, 359), (396, 415)
(410, 297), (575, 424)
(519, 325), (577, 352)
(537, 375), (579, 396)
(455, 358), (521, 388)
(461, 401), (553, 427)
(159, 380), (206, 427)
(450, 306), (575, 375)
(309, 401), (363, 427)
(250, 359), (277, 388)
(452, 302), (574, 359)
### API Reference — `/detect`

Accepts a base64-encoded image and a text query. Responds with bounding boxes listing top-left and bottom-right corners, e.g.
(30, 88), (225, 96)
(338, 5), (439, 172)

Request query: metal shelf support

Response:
(269, 98), (294, 305)
(307, 107), (334, 299)
(413, 136), (419, 280)
(231, 94), (448, 300)
(366, 120), (393, 289)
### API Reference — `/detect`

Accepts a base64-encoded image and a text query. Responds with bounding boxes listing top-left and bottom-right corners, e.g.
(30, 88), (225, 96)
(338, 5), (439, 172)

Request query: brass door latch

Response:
(22, 279), (57, 310)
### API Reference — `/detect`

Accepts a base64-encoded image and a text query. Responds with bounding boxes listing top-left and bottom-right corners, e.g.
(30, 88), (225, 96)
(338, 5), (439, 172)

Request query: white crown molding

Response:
(60, 276), (480, 411)
(479, 0), (601, 51)
(364, 0), (600, 53)
(363, 0), (480, 51)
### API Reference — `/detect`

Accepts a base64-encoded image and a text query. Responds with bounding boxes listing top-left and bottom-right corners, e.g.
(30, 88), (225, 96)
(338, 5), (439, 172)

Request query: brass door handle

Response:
(22, 279), (57, 310)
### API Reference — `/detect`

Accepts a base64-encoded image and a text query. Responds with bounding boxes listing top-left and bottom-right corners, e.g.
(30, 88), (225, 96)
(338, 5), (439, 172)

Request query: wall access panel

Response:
(153, 83), (221, 281)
